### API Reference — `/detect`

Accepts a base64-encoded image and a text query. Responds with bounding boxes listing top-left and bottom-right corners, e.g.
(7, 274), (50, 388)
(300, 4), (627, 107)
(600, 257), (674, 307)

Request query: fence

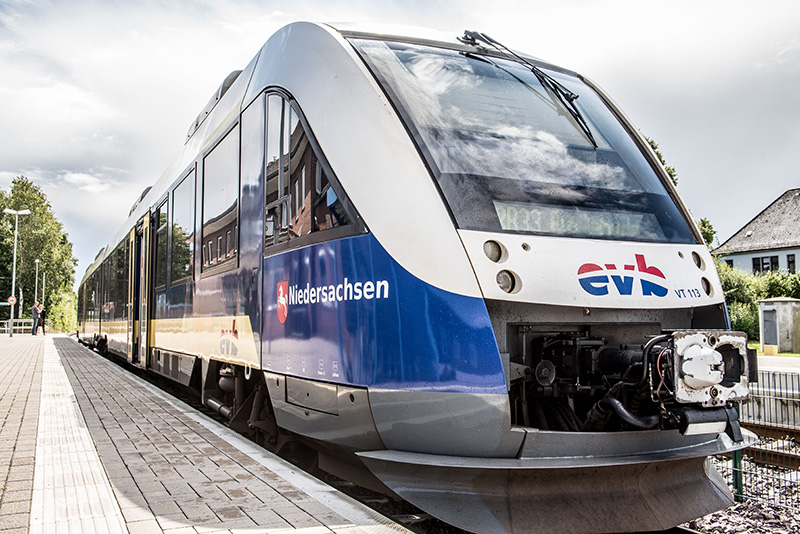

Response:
(0, 318), (35, 334)
(715, 370), (800, 511)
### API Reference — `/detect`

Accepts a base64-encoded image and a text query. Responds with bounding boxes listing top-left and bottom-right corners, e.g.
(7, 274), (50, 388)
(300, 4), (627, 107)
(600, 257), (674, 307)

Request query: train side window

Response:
(202, 124), (239, 273)
(171, 170), (195, 285)
(264, 94), (354, 253)
(154, 200), (168, 290)
(107, 253), (115, 321)
(265, 95), (292, 246)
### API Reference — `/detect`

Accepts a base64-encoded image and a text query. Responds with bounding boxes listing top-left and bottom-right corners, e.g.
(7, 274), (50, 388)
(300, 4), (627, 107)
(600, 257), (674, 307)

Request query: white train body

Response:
(78, 22), (757, 534)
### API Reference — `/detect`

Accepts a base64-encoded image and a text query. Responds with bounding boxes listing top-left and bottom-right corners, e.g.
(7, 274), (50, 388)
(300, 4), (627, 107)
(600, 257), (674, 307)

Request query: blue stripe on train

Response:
(262, 233), (506, 394)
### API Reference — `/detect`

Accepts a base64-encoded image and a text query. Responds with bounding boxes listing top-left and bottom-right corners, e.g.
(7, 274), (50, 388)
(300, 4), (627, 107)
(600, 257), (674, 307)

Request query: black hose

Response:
(630, 334), (671, 389)
(597, 397), (660, 429)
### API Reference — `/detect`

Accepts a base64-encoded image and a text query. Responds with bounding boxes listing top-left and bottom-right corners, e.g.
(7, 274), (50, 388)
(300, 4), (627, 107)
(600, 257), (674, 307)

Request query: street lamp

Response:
(34, 259), (39, 307)
(4, 208), (31, 337)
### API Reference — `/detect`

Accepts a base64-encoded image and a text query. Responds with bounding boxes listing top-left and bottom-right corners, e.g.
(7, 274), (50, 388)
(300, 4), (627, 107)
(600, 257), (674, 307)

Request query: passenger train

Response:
(78, 22), (758, 533)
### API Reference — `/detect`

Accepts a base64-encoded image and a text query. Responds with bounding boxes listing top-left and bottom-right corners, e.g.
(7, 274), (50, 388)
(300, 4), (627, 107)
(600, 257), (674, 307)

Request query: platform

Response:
(0, 335), (409, 534)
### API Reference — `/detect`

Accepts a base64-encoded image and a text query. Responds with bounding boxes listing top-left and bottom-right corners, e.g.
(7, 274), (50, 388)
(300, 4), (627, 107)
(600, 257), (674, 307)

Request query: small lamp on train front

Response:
(3, 208), (31, 337)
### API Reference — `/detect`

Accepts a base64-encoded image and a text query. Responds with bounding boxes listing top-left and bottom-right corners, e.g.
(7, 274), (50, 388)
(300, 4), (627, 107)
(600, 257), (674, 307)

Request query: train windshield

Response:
(351, 39), (695, 243)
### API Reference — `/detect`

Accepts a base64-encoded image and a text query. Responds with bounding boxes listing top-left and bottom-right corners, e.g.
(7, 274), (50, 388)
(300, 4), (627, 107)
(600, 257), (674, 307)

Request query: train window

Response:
(77, 284), (84, 325)
(91, 272), (98, 322)
(171, 170), (195, 285)
(202, 125), (239, 272)
(263, 94), (354, 253)
(117, 240), (127, 320)
(154, 201), (168, 290)
(353, 39), (696, 244)
(265, 95), (281, 207)
(106, 254), (115, 321)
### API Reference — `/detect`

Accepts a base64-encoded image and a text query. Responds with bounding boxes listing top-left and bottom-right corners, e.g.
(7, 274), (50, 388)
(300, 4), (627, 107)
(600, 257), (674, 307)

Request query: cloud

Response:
(61, 172), (113, 193)
(2, 0), (800, 283)
(756, 38), (800, 74)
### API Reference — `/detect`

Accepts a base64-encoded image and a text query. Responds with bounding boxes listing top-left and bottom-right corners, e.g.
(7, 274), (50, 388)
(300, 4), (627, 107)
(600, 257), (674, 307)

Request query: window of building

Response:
(725, 259), (733, 268)
(789, 254), (796, 274)
(263, 94), (354, 252)
(202, 125), (239, 272)
(753, 256), (780, 274)
(154, 201), (169, 289)
(171, 170), (195, 285)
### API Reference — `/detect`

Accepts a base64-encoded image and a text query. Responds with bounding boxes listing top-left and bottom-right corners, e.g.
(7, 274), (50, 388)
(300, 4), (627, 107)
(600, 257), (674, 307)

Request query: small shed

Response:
(759, 297), (800, 354)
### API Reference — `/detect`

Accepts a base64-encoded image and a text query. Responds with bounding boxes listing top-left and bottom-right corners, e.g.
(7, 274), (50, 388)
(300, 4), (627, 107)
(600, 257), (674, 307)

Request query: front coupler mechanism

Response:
(584, 331), (756, 441)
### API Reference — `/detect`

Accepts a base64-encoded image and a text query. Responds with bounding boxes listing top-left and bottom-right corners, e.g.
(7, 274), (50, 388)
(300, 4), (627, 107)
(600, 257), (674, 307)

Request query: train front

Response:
(341, 30), (757, 533)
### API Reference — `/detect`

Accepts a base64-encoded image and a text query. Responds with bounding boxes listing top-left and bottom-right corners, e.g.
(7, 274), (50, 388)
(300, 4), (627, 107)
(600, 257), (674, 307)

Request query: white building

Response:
(714, 188), (800, 273)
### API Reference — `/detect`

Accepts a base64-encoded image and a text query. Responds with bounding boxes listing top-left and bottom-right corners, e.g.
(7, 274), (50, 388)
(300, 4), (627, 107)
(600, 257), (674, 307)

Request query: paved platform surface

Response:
(0, 335), (409, 534)
(758, 354), (800, 372)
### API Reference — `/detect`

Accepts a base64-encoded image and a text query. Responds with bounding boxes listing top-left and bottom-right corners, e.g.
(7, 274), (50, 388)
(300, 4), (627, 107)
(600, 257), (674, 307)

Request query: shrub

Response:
(47, 290), (77, 332)
(714, 260), (800, 342)
(715, 260), (754, 304)
(728, 301), (759, 341)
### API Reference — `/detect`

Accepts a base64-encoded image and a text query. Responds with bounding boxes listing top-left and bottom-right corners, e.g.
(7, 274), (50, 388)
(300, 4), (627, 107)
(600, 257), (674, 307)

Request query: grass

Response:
(748, 340), (800, 358)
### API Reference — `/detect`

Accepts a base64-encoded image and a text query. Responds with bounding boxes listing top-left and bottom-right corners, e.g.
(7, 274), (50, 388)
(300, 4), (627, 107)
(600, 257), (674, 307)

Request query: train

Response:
(78, 22), (758, 534)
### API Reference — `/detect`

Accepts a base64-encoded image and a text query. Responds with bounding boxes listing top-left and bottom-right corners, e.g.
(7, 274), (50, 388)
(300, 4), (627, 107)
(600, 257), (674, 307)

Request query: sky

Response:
(1, 0), (799, 287)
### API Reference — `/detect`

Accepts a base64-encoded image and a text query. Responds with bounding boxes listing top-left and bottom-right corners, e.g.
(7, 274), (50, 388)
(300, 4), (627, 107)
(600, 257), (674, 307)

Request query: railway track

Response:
(740, 420), (800, 469)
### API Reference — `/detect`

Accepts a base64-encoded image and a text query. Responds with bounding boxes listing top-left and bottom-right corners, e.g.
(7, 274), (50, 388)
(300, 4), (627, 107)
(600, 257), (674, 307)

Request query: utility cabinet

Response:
(759, 297), (800, 354)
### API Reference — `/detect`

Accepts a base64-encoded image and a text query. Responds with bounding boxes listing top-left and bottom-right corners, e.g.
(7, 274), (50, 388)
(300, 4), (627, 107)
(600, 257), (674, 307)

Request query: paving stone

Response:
(0, 512), (30, 529)
(0, 500), (30, 515)
(1, 336), (408, 534)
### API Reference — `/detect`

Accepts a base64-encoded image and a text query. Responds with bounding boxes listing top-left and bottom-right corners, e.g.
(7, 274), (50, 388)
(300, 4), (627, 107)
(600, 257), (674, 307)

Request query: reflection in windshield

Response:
(352, 39), (695, 244)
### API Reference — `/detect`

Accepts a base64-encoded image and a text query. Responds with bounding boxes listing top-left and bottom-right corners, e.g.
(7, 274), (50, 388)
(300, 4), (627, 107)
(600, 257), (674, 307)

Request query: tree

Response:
(697, 217), (717, 247)
(0, 176), (78, 330)
(645, 136), (678, 186)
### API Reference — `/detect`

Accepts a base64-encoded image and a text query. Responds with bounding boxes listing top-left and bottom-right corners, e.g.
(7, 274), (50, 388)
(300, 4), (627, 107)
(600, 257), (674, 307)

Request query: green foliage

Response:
(716, 259), (755, 304)
(47, 289), (77, 332)
(644, 136), (677, 186)
(0, 176), (77, 320)
(728, 301), (760, 341)
(715, 259), (800, 341)
(697, 218), (716, 247)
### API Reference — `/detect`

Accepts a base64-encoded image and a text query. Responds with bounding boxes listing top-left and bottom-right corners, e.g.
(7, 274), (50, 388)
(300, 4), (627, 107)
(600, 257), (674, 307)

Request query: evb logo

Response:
(578, 254), (668, 297)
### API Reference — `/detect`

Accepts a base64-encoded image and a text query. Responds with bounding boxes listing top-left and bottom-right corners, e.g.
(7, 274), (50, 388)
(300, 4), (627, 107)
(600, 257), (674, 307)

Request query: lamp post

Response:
(4, 208), (31, 337)
(42, 271), (46, 304)
(34, 259), (39, 306)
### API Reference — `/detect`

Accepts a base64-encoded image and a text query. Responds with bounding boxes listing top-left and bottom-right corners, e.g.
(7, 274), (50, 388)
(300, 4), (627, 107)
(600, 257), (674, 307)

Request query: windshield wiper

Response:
(459, 30), (598, 149)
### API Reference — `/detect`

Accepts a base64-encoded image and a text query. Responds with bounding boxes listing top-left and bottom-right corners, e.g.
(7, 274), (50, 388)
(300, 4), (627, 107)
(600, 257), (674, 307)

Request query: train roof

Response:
(84, 21), (492, 284)
(82, 21), (646, 297)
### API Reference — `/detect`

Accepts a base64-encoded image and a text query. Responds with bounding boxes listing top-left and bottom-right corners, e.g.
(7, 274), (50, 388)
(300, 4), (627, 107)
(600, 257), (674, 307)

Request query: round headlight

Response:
(497, 270), (516, 293)
(483, 240), (503, 262)
(701, 277), (713, 296)
(692, 251), (705, 270)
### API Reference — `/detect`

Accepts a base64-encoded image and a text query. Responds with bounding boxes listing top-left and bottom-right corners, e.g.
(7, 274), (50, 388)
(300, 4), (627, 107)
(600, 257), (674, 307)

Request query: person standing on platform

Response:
(31, 301), (40, 335)
(38, 305), (46, 335)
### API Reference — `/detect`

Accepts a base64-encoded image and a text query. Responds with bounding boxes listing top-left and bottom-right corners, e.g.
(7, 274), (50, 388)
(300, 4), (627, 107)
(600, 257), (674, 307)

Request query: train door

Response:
(130, 212), (152, 367)
(126, 228), (136, 361)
